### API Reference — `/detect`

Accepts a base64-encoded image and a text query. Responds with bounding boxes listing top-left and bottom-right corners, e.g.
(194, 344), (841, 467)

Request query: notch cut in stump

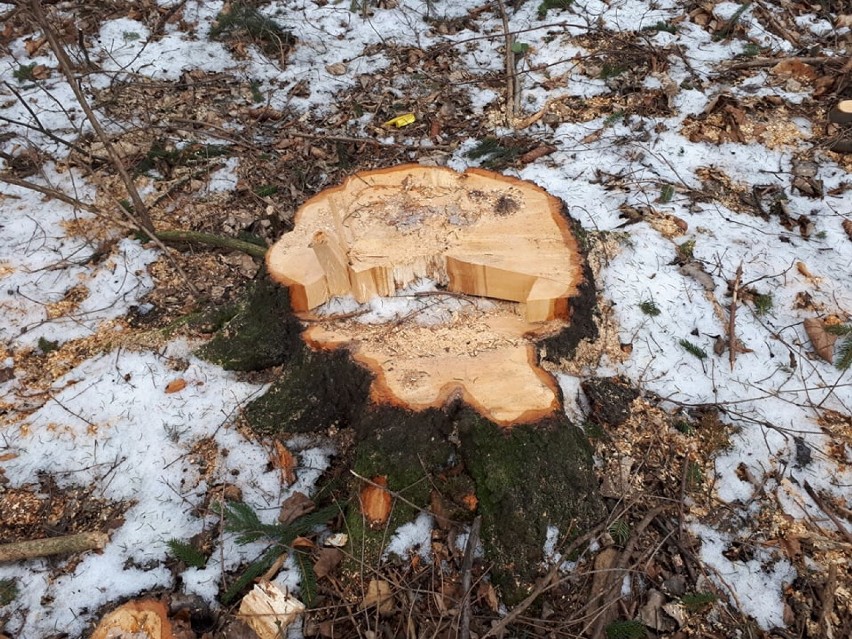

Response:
(266, 164), (586, 425)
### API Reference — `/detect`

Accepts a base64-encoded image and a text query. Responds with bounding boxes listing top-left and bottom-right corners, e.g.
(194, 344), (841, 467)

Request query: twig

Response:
(1, 81), (89, 155)
(818, 561), (838, 639)
(29, 0), (153, 232)
(459, 515), (481, 639)
(494, 0), (518, 127)
(725, 56), (839, 70)
(803, 481), (852, 545)
(481, 521), (607, 639)
(729, 263), (742, 370)
(0, 531), (108, 562)
(152, 229), (267, 258)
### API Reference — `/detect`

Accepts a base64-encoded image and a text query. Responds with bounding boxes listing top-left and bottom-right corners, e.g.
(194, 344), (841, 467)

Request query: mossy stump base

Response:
(198, 196), (604, 604)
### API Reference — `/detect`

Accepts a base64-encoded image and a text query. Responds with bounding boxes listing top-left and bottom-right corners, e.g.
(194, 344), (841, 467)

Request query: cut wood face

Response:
(267, 164), (585, 425)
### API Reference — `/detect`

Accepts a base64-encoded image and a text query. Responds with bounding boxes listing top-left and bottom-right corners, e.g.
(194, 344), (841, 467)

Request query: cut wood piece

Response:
(829, 100), (852, 124)
(310, 231), (351, 296)
(90, 599), (173, 639)
(238, 580), (305, 639)
(267, 164), (587, 426)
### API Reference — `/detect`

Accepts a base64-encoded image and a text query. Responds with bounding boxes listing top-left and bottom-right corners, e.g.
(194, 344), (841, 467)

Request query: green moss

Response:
(13, 63), (37, 83)
(345, 407), (455, 567)
(458, 412), (603, 603)
(37, 337), (59, 353)
(196, 270), (302, 371)
(245, 348), (372, 434)
(0, 578), (18, 606)
(210, 3), (295, 57)
(538, 0), (573, 19)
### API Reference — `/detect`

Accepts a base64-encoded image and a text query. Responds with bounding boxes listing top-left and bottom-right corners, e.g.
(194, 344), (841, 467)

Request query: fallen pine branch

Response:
(0, 531), (109, 563)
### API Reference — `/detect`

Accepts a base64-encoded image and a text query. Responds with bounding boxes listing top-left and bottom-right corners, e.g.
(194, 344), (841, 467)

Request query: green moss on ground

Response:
(196, 270), (302, 371)
(458, 410), (604, 603)
(246, 348), (372, 434)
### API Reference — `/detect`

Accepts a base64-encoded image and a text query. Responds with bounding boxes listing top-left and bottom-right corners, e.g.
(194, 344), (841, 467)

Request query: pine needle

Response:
(679, 338), (707, 360)
(836, 335), (852, 371)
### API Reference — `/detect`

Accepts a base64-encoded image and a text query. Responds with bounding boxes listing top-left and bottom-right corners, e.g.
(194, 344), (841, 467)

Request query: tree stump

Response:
(199, 164), (603, 601)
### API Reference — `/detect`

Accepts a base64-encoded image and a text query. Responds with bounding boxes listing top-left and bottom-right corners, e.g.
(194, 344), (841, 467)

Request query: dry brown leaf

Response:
(519, 144), (556, 164)
(360, 579), (394, 615)
(278, 491), (315, 525)
(429, 490), (451, 530)
(581, 128), (603, 144)
(803, 318), (837, 363)
(360, 476), (392, 526)
(325, 62), (347, 76)
(164, 378), (187, 394)
(291, 536), (314, 550)
(0, 452), (18, 462)
(314, 547), (343, 579)
(478, 582), (499, 612)
(770, 60), (818, 82)
(272, 440), (297, 486)
(796, 261), (815, 279)
(24, 37), (47, 56)
(843, 219), (852, 242)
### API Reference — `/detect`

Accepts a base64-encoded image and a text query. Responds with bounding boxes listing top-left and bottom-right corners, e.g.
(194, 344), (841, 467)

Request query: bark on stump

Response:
(198, 164), (604, 602)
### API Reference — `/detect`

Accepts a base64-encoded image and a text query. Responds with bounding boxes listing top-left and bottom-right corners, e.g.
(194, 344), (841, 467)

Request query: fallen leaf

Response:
(796, 261), (815, 279)
(314, 547), (343, 579)
(843, 219), (852, 242)
(325, 62), (347, 76)
(771, 60), (818, 82)
(31, 64), (50, 80)
(519, 144), (556, 164)
(272, 440), (297, 486)
(165, 378), (187, 394)
(360, 476), (392, 526)
(292, 536), (314, 550)
(803, 318), (837, 363)
(24, 36), (47, 56)
(478, 582), (499, 612)
(360, 579), (394, 615)
(279, 491), (315, 525)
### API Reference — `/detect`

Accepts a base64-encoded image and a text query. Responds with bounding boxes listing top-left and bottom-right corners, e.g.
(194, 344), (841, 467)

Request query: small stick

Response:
(803, 481), (852, 545)
(29, 0), (153, 232)
(818, 561), (838, 638)
(481, 521), (608, 639)
(495, 0), (517, 126)
(729, 263), (742, 370)
(459, 516), (481, 639)
(0, 531), (108, 563)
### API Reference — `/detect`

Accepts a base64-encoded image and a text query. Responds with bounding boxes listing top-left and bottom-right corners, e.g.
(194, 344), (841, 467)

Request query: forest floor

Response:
(1, 1), (851, 638)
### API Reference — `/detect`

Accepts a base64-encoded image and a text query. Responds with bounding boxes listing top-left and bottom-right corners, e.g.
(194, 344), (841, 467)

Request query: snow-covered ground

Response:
(1, 1), (850, 636)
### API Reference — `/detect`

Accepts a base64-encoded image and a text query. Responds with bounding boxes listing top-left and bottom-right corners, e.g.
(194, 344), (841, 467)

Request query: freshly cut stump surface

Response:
(266, 164), (585, 425)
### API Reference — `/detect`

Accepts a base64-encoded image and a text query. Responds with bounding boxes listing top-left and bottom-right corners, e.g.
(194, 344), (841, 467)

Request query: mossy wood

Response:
(198, 165), (603, 602)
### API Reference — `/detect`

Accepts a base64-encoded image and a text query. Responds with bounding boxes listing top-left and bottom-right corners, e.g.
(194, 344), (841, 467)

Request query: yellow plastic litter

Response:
(383, 113), (416, 128)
